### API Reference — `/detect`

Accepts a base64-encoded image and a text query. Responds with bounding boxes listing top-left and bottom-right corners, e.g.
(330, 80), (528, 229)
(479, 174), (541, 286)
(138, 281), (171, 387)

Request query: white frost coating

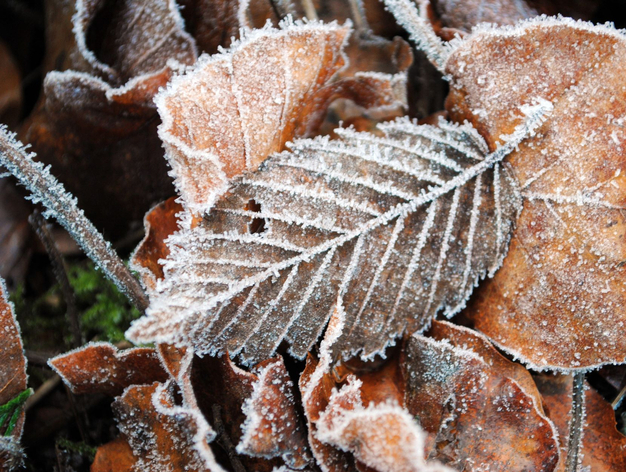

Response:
(382, 0), (451, 73)
(0, 126), (148, 311)
(315, 378), (454, 472)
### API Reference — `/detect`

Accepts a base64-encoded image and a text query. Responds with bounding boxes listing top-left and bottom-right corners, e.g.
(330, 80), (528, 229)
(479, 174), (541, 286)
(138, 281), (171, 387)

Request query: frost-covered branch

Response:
(383, 0), (449, 73)
(0, 125), (149, 313)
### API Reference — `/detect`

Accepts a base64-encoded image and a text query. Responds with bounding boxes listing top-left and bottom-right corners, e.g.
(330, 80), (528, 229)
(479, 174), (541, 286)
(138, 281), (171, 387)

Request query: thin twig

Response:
(300, 0), (318, 20)
(24, 349), (55, 367)
(0, 126), (149, 313)
(211, 404), (247, 472)
(612, 383), (626, 410)
(25, 375), (62, 411)
(348, 0), (370, 32)
(29, 210), (83, 348)
(565, 372), (585, 472)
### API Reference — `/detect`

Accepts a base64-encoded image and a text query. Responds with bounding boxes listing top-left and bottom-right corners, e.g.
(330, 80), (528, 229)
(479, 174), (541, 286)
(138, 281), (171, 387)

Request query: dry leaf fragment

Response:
(438, 17), (626, 370)
(128, 103), (549, 365)
(0, 279), (28, 470)
(237, 357), (311, 468)
(111, 381), (223, 472)
(534, 374), (626, 472)
(132, 198), (184, 290)
(21, 0), (199, 236)
(402, 322), (560, 470)
(315, 377), (453, 472)
(48, 342), (168, 396)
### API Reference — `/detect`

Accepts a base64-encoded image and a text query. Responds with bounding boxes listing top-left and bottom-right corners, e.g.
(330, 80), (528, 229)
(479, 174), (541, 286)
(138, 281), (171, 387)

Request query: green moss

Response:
(67, 260), (142, 343)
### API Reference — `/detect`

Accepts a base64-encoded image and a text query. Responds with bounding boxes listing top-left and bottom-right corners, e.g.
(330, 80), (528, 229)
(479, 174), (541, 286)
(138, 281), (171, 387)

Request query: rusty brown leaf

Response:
(49, 342), (168, 396)
(0, 279), (28, 469)
(439, 18), (626, 370)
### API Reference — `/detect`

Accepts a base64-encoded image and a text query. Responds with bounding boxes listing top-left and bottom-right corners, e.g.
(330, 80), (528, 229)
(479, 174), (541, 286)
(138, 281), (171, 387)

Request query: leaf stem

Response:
(565, 372), (585, 472)
(0, 126), (149, 313)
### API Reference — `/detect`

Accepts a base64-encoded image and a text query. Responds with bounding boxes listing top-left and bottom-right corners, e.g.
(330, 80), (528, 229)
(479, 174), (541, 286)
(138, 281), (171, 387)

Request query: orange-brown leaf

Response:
(49, 342), (168, 396)
(444, 18), (626, 370)
(402, 323), (560, 470)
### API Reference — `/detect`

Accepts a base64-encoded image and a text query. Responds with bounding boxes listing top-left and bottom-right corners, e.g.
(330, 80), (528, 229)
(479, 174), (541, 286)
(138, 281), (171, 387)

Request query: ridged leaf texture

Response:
(127, 102), (550, 365)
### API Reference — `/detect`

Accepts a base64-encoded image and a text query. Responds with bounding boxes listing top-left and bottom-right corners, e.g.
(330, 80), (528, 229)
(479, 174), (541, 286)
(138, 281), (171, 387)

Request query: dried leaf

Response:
(49, 342), (168, 396)
(112, 381), (223, 472)
(237, 357), (311, 468)
(177, 0), (240, 53)
(132, 198), (184, 290)
(155, 19), (351, 214)
(427, 0), (537, 33)
(20, 0), (199, 236)
(72, 0), (197, 84)
(128, 104), (549, 365)
(91, 437), (137, 472)
(0, 279), (28, 469)
(440, 17), (626, 370)
(402, 322), (560, 470)
(534, 374), (626, 472)
(316, 378), (453, 472)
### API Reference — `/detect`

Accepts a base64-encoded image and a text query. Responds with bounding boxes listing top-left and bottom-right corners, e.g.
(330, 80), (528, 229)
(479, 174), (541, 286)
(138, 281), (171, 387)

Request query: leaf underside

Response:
(128, 117), (524, 365)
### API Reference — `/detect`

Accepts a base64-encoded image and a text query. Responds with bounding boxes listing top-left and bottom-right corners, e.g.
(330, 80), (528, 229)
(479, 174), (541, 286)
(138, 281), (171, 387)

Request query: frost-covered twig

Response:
(0, 125), (149, 313)
(565, 372), (585, 472)
(383, 0), (449, 73)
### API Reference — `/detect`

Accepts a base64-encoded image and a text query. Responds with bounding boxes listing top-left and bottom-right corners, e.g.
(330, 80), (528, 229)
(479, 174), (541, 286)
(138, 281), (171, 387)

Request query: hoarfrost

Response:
(237, 357), (311, 468)
(128, 103), (549, 365)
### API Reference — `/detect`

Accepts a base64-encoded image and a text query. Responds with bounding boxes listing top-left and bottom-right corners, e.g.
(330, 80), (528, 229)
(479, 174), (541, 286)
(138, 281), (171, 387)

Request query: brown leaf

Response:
(177, 0), (240, 53)
(441, 17), (626, 370)
(20, 0), (199, 237)
(427, 0), (537, 33)
(189, 353), (300, 471)
(155, 20), (351, 214)
(402, 321), (560, 470)
(49, 342), (168, 396)
(111, 381), (223, 472)
(298, 314), (450, 472)
(534, 374), (626, 471)
(132, 198), (184, 289)
(0, 279), (28, 468)
(91, 437), (137, 472)
(237, 357), (311, 468)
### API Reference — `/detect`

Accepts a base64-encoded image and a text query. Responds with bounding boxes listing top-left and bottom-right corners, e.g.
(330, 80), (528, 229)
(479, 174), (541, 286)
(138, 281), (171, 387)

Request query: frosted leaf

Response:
(439, 16), (626, 370)
(237, 357), (311, 468)
(73, 0), (197, 84)
(403, 326), (560, 470)
(49, 342), (168, 396)
(426, 0), (537, 33)
(128, 102), (550, 365)
(112, 381), (224, 472)
(0, 278), (28, 467)
(316, 378), (454, 472)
